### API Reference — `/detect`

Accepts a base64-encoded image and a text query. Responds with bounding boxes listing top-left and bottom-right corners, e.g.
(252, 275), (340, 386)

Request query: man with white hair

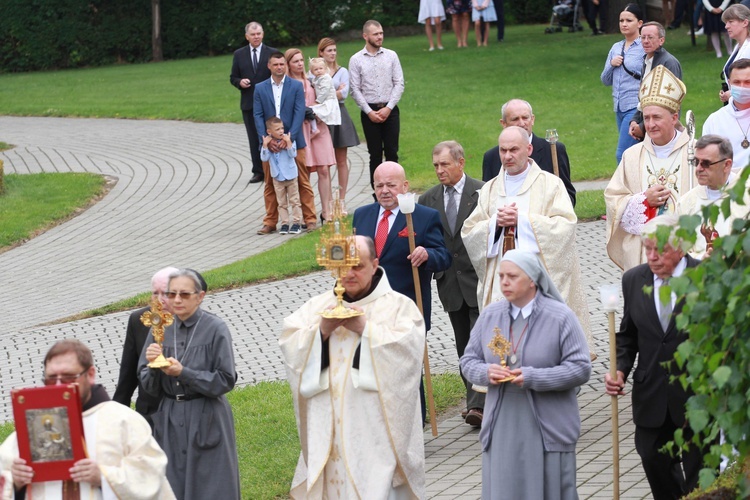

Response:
(482, 99), (576, 206)
(605, 214), (702, 499)
(113, 266), (178, 425)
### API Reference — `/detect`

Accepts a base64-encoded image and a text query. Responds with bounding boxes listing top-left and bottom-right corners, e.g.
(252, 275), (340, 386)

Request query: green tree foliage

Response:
(670, 167), (750, 494)
(1, 0), (417, 72)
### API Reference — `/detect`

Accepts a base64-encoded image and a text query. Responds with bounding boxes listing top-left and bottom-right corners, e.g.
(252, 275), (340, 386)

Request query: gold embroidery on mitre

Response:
(639, 65), (686, 114)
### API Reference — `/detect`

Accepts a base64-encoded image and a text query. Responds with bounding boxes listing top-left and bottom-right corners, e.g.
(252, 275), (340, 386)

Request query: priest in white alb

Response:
(677, 134), (750, 259)
(605, 65), (691, 271)
(702, 58), (750, 173)
(461, 125), (594, 358)
(279, 235), (425, 499)
(0, 339), (174, 500)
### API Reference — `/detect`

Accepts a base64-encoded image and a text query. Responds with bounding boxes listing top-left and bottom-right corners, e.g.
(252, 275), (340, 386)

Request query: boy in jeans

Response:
(261, 117), (301, 234)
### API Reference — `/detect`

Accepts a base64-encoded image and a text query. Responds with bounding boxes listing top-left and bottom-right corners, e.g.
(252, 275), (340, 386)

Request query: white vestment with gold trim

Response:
(605, 134), (691, 271)
(461, 161), (593, 355)
(280, 270), (425, 499)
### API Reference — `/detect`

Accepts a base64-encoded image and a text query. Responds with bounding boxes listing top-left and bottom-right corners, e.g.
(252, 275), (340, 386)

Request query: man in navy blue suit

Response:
(230, 22), (275, 184)
(253, 52), (317, 235)
(353, 161), (451, 423)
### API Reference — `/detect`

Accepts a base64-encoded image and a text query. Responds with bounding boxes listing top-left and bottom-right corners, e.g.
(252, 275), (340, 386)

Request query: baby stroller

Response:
(545, 0), (583, 33)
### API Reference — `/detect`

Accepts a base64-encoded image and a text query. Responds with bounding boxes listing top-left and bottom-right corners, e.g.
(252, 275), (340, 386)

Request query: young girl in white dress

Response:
(472, 0), (497, 46)
(308, 58), (341, 136)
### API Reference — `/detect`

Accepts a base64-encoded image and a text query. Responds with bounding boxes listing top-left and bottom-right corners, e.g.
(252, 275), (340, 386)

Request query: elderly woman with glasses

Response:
(139, 269), (240, 500)
(461, 250), (591, 499)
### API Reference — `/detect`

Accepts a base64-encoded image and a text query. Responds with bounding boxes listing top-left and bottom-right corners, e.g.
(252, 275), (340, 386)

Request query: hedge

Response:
(2, 0), (550, 72)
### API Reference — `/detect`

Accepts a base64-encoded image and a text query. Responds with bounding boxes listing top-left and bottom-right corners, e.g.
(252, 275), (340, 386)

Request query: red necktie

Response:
(375, 210), (392, 257)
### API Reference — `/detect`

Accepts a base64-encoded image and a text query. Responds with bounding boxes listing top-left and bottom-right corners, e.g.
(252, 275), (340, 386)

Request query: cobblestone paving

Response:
(0, 116), (647, 498)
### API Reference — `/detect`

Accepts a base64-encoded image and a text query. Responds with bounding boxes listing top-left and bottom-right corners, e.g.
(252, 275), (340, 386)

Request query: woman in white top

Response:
(719, 4), (750, 103)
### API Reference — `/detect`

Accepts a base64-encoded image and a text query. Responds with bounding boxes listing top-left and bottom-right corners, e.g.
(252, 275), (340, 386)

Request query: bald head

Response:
(498, 126), (532, 175)
(373, 161), (409, 210)
(342, 235), (379, 300)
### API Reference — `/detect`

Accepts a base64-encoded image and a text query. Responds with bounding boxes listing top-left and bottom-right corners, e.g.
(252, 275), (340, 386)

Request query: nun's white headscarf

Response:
(501, 250), (564, 303)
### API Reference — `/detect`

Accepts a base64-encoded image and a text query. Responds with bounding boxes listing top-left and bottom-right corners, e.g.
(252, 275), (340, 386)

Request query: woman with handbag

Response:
(601, 3), (644, 164)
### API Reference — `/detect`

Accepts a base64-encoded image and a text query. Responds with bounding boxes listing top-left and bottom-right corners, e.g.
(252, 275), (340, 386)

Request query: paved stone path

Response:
(0, 116), (372, 335)
(1, 117), (650, 498)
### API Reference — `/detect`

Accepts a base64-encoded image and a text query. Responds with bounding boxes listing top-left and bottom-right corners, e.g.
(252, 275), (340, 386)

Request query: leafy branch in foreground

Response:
(670, 166), (750, 494)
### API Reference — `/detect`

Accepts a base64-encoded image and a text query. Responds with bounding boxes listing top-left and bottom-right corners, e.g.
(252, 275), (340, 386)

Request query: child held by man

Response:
(261, 117), (302, 234)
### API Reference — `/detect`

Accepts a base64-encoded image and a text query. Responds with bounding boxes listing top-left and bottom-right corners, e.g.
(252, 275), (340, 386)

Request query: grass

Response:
(0, 24), (725, 190)
(0, 373), (465, 499)
(0, 173), (106, 249)
(576, 189), (606, 221)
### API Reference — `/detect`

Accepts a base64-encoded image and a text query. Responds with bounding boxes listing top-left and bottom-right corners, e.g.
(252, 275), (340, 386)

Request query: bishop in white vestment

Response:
(280, 236), (425, 499)
(605, 65), (691, 271)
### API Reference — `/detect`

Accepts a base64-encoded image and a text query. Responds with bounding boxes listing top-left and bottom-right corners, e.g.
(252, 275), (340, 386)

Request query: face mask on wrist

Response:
(730, 85), (750, 104)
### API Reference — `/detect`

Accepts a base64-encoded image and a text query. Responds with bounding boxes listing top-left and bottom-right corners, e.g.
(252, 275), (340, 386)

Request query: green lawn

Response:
(0, 173), (106, 249)
(0, 373), (465, 499)
(0, 24), (724, 190)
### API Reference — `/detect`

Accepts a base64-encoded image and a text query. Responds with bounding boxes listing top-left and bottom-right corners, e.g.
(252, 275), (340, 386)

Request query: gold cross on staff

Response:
(141, 296), (173, 368)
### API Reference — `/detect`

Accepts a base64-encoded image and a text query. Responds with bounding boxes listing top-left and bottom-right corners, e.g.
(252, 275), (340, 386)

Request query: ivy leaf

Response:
(687, 408), (709, 433)
(712, 366), (732, 389)
(698, 468), (717, 490)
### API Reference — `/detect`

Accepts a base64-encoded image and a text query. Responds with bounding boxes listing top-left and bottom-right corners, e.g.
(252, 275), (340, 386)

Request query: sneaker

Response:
(279, 224), (289, 235)
(289, 223), (301, 234)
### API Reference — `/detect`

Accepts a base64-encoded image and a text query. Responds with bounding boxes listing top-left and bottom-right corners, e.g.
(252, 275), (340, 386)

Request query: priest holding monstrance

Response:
(280, 227), (426, 498)
(460, 250), (591, 498)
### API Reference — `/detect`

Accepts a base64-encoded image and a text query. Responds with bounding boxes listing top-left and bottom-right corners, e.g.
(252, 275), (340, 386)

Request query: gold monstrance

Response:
(487, 327), (516, 383)
(317, 191), (363, 318)
(141, 297), (173, 368)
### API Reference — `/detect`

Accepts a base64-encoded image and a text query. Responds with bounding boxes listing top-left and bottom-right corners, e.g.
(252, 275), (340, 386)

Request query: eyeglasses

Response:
(640, 35), (660, 41)
(165, 291), (199, 299)
(42, 369), (88, 385)
(691, 158), (728, 169)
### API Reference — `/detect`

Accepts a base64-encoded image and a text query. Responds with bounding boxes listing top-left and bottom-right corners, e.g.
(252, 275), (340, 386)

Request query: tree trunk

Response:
(605, 0), (649, 34)
(152, 0), (163, 62)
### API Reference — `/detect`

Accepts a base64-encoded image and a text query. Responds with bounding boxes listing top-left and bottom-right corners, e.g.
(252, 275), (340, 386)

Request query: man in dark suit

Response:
(353, 161), (451, 422)
(482, 99), (576, 206)
(113, 266), (178, 426)
(605, 214), (703, 500)
(419, 141), (486, 427)
(230, 22), (275, 184)
(253, 51), (317, 235)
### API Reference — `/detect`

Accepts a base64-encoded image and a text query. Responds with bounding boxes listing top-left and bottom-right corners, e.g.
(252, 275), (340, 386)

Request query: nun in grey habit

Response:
(460, 250), (591, 499)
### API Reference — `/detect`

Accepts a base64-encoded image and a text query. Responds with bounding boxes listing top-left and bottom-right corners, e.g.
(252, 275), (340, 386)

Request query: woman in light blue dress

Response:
(472, 0), (497, 46)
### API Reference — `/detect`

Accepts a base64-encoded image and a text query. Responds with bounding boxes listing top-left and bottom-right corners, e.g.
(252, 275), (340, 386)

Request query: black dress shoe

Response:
(248, 173), (264, 184)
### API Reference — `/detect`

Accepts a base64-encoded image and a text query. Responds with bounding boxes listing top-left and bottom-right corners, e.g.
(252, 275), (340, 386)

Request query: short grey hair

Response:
(641, 21), (665, 38)
(432, 140), (465, 163)
(168, 269), (204, 293)
(501, 99), (533, 121)
(641, 213), (687, 251)
(245, 22), (263, 33)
